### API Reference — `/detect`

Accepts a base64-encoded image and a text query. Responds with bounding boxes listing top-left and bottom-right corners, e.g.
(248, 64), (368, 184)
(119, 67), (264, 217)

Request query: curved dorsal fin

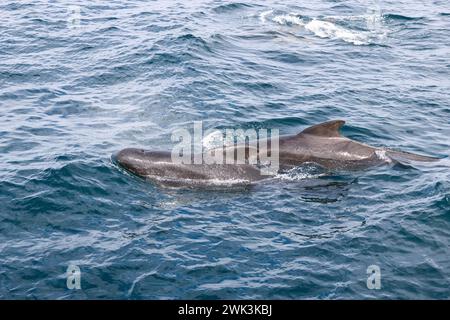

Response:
(300, 120), (345, 137)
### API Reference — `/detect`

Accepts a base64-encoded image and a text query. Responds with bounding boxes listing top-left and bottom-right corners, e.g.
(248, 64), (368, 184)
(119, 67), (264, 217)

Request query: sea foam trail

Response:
(305, 19), (370, 45)
(260, 10), (387, 45)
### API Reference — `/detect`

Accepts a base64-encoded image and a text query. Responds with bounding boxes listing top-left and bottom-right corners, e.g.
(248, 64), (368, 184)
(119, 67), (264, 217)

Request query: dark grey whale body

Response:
(115, 120), (438, 187)
(115, 149), (266, 187)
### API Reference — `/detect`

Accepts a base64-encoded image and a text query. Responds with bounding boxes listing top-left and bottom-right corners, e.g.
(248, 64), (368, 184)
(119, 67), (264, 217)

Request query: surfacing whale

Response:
(115, 120), (438, 187)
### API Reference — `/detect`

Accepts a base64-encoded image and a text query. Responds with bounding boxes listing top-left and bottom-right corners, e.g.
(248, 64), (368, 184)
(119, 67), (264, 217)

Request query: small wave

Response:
(213, 2), (254, 13)
(384, 13), (423, 21)
(174, 34), (213, 53)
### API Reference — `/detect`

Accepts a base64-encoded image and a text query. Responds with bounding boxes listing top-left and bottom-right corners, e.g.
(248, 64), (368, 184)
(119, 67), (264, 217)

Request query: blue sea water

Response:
(1, 0), (450, 299)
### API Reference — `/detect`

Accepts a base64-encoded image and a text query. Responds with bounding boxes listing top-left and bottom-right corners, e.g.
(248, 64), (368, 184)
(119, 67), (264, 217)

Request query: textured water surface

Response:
(1, 0), (449, 299)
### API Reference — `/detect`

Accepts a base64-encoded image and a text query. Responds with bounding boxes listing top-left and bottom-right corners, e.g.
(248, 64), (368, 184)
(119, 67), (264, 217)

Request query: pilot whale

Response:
(115, 120), (438, 187)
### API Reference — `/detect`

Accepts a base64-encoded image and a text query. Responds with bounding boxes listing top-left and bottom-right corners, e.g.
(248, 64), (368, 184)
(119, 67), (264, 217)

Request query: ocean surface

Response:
(1, 0), (449, 299)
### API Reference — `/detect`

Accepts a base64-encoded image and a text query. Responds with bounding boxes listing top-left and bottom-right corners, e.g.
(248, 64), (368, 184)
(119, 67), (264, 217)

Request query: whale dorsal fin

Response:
(300, 120), (345, 137)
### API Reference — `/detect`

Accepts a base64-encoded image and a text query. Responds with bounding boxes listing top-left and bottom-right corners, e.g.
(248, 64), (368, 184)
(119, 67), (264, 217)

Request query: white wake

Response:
(259, 10), (388, 45)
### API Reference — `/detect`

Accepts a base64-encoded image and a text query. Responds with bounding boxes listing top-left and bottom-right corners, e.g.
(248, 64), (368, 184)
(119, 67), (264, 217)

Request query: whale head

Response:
(115, 148), (148, 176)
(115, 148), (176, 178)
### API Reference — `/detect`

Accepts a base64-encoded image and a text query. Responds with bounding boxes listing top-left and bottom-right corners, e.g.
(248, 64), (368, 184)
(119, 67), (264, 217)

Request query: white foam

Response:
(276, 171), (324, 181)
(146, 174), (253, 188)
(336, 151), (369, 160)
(275, 164), (325, 181)
(259, 9), (273, 23)
(272, 14), (304, 26)
(375, 149), (393, 163)
(202, 130), (224, 150)
(305, 19), (369, 45)
(263, 9), (388, 46)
